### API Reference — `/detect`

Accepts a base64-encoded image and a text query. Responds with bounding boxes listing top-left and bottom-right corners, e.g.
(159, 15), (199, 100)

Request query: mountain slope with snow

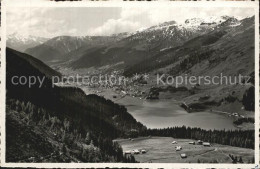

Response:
(7, 33), (48, 52)
(123, 16), (252, 77)
(70, 15), (243, 70)
(21, 15), (246, 70)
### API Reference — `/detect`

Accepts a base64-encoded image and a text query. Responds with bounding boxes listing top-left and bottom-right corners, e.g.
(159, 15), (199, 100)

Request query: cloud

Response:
(7, 7), (255, 38)
(88, 18), (141, 36)
(88, 7), (254, 36)
(142, 7), (254, 25)
(88, 8), (148, 36)
(7, 7), (79, 38)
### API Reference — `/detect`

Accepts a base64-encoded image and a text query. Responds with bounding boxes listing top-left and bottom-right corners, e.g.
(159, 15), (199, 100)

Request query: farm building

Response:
(141, 150), (146, 154)
(197, 140), (203, 144)
(172, 141), (177, 144)
(133, 149), (140, 154)
(180, 153), (187, 158)
(203, 142), (211, 146)
(124, 150), (131, 154)
(175, 146), (182, 151)
(189, 141), (195, 145)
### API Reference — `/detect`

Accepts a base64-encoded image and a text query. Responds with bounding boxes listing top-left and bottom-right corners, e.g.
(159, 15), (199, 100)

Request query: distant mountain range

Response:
(7, 33), (49, 52)
(7, 15), (254, 80)
(7, 16), (246, 70)
(124, 16), (254, 77)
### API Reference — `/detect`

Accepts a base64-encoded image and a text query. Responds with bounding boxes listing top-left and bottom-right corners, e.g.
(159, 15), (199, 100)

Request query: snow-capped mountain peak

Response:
(122, 15), (243, 53)
(183, 16), (239, 27)
(7, 33), (49, 52)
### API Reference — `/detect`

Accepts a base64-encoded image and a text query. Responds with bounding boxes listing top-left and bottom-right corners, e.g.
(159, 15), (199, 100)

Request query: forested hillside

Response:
(6, 48), (144, 162)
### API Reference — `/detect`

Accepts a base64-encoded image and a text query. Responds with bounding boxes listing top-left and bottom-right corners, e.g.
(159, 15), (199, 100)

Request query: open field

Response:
(115, 137), (254, 163)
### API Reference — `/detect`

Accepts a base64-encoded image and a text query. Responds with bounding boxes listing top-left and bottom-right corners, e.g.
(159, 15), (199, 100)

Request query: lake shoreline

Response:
(78, 86), (253, 130)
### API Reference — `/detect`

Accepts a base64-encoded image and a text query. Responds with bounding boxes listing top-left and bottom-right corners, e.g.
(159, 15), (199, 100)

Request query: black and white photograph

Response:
(1, 0), (259, 167)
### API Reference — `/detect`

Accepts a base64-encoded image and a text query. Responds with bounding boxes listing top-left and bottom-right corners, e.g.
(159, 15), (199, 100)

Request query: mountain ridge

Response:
(21, 15), (245, 69)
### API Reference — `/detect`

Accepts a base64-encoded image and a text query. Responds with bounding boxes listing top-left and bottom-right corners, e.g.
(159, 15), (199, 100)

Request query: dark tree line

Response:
(233, 117), (254, 125)
(139, 126), (254, 149)
(229, 154), (254, 164)
(180, 48), (214, 70)
(242, 86), (255, 111)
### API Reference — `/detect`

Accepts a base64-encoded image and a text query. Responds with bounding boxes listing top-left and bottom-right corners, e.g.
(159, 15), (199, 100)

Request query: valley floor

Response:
(115, 137), (254, 163)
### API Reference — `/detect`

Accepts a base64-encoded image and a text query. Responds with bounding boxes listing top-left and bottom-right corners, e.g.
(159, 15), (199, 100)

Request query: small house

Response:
(133, 149), (140, 154)
(124, 150), (131, 154)
(175, 146), (182, 151)
(189, 141), (195, 145)
(203, 142), (211, 147)
(180, 153), (187, 158)
(197, 140), (203, 145)
(141, 150), (146, 154)
(172, 141), (177, 144)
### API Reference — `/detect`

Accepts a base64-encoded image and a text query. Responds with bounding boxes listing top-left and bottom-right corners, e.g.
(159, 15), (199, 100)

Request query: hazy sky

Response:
(7, 7), (254, 38)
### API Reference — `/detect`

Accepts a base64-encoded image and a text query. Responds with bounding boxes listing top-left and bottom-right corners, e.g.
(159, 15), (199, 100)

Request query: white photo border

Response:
(0, 0), (259, 168)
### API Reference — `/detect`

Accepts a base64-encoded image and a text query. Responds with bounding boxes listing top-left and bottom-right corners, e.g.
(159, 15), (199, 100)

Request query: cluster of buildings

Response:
(172, 140), (211, 159)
